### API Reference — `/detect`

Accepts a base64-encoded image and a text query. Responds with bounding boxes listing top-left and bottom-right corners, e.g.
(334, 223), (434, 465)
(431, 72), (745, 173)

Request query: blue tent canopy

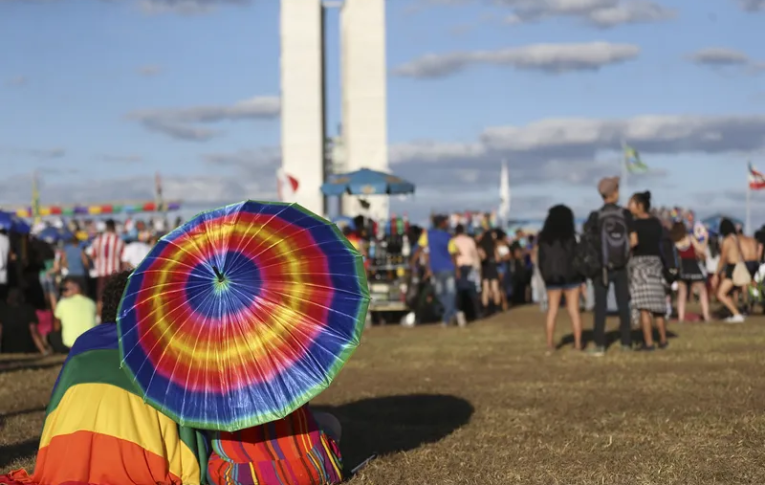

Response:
(701, 214), (743, 234)
(0, 211), (30, 234)
(321, 168), (415, 197)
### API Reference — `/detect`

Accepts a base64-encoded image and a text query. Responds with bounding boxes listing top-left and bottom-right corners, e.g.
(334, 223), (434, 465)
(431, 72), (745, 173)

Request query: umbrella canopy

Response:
(321, 168), (415, 196)
(38, 226), (74, 243)
(331, 216), (356, 232)
(117, 200), (370, 431)
(701, 214), (743, 234)
(0, 211), (30, 234)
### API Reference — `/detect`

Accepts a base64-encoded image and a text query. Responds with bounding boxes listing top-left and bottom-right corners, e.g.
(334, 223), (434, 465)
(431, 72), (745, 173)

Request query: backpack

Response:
(598, 205), (630, 270)
(572, 233), (601, 279)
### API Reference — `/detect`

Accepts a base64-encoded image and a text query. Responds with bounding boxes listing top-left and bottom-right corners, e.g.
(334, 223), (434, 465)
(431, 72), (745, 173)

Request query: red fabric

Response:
(0, 469), (33, 485)
(678, 244), (697, 260)
(36, 310), (53, 337)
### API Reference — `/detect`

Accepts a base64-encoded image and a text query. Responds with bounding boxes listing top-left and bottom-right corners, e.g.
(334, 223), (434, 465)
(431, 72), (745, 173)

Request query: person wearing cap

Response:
(583, 177), (637, 356)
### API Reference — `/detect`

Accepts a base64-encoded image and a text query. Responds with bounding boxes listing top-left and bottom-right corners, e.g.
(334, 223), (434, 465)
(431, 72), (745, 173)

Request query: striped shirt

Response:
(89, 232), (125, 277)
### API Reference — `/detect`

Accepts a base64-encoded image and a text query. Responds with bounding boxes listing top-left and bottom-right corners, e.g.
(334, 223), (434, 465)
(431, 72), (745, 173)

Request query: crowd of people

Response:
(0, 217), (174, 355)
(407, 176), (765, 355)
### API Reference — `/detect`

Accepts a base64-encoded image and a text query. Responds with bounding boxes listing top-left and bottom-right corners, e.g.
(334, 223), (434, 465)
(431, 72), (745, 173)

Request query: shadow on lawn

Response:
(0, 362), (62, 375)
(0, 439), (38, 469)
(314, 394), (474, 469)
(557, 329), (679, 350)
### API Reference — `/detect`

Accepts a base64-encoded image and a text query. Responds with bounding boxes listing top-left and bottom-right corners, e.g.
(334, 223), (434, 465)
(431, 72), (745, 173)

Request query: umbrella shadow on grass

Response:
(314, 394), (474, 470)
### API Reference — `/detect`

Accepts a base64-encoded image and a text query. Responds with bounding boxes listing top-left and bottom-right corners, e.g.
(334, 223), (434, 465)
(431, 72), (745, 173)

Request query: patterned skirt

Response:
(629, 255), (667, 314)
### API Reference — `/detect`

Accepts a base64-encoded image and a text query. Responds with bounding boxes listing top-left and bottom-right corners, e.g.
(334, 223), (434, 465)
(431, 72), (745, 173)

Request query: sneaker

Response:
(658, 341), (669, 350)
(455, 311), (467, 327)
(587, 346), (605, 357)
(620, 344), (633, 352)
(725, 314), (745, 324)
(637, 345), (656, 352)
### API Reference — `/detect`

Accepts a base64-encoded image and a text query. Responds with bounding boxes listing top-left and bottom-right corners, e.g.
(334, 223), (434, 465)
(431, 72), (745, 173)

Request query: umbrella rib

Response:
(223, 212), (321, 277)
(224, 280), (291, 420)
(224, 202), (295, 275)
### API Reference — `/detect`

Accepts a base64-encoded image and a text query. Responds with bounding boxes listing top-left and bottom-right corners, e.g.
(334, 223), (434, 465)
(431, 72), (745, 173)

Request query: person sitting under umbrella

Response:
(3, 271), (209, 485)
(207, 406), (343, 485)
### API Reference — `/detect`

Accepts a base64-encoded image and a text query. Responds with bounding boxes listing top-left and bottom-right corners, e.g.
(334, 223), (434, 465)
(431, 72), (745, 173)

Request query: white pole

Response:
(746, 161), (751, 235)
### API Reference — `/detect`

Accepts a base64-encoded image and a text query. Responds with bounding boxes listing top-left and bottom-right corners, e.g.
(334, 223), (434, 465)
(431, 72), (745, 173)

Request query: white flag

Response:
(498, 161), (510, 226)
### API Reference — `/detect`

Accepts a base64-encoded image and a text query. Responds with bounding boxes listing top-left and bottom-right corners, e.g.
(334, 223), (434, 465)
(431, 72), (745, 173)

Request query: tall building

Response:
(279, 0), (326, 216)
(280, 0), (389, 220)
(340, 0), (389, 220)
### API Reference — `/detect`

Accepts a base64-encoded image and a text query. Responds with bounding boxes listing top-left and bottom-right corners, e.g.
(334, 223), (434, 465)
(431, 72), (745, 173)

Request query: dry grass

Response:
(3, 308), (765, 484)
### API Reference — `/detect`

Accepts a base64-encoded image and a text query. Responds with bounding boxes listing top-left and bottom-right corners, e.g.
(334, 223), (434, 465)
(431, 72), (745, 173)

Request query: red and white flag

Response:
(748, 162), (765, 190)
(276, 168), (299, 201)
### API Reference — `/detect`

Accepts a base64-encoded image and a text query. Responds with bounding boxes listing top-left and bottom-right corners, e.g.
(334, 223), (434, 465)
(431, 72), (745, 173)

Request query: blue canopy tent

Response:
(38, 226), (74, 243)
(330, 216), (356, 232)
(701, 214), (744, 234)
(0, 211), (30, 234)
(321, 168), (415, 197)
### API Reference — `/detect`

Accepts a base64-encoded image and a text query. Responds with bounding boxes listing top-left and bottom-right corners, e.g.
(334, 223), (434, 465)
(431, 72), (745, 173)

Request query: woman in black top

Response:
(628, 191), (668, 350)
(0, 288), (49, 354)
(537, 205), (583, 352)
(478, 230), (501, 311)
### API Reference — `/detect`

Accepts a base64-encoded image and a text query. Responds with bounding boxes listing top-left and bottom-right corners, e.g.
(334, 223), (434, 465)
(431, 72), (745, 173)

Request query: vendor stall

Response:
(323, 169), (416, 322)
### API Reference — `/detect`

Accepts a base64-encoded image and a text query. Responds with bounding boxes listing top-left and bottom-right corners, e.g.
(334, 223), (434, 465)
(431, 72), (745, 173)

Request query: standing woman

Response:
(477, 229), (502, 312)
(670, 222), (710, 322)
(628, 191), (669, 350)
(537, 205), (583, 352)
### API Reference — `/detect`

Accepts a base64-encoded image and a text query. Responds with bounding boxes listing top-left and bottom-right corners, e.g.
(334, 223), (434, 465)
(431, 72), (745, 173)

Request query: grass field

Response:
(2, 307), (765, 484)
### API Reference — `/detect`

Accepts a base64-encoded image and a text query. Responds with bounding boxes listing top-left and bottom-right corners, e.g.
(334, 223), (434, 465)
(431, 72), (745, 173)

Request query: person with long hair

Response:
(670, 222), (710, 322)
(537, 205), (583, 352)
(712, 218), (758, 322)
(628, 191), (668, 350)
(477, 229), (502, 312)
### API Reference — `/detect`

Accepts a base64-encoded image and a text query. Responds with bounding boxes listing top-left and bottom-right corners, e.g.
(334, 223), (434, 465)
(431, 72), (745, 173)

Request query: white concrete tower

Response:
(340, 0), (389, 221)
(280, 0), (326, 216)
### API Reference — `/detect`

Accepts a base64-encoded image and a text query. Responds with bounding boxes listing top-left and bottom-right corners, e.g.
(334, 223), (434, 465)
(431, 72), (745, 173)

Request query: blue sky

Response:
(1, 0), (764, 224)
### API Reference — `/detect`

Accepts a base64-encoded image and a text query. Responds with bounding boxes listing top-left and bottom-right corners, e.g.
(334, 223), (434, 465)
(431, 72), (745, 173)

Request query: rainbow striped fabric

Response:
(207, 406), (343, 485)
(30, 324), (209, 485)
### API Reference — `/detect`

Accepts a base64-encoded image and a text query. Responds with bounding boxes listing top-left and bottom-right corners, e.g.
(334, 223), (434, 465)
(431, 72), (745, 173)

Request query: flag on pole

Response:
(154, 172), (164, 210)
(31, 171), (40, 222)
(624, 145), (648, 174)
(498, 161), (510, 227)
(748, 162), (765, 190)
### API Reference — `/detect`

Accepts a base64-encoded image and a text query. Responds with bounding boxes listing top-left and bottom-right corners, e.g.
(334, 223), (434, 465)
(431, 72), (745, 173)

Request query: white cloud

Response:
(392, 42), (640, 78)
(689, 48), (765, 74)
(127, 96), (280, 141)
(0, 172), (275, 209)
(390, 114), (765, 168)
(690, 48), (750, 66)
(0, 146), (66, 160)
(99, 154), (144, 163)
(137, 0), (250, 15)
(736, 0), (765, 11)
(496, 0), (675, 27)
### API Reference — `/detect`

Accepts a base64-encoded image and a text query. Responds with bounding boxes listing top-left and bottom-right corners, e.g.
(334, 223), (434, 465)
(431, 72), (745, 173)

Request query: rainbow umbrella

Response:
(117, 201), (370, 431)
